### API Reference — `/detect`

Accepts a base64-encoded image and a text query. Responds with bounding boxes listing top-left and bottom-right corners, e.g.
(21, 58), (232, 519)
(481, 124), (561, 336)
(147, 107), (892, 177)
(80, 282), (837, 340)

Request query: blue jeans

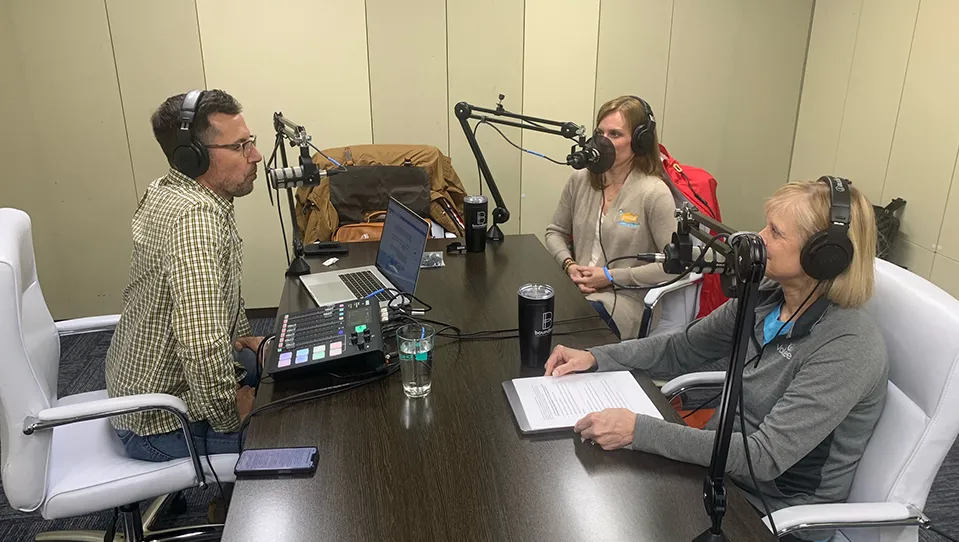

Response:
(589, 300), (621, 339)
(116, 347), (260, 461)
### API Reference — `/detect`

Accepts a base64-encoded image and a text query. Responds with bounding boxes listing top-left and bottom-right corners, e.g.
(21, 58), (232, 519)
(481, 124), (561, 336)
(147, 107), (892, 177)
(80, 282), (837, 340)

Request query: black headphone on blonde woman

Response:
(626, 96), (657, 155)
(800, 176), (855, 281)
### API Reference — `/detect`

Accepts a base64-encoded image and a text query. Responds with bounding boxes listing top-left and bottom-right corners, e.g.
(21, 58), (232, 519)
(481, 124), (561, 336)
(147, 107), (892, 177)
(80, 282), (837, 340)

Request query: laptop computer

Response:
(299, 197), (430, 308)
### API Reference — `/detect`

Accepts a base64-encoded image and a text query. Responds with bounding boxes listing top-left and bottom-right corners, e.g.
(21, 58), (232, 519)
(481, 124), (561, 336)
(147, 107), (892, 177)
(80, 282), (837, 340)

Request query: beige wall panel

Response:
(0, 6), (38, 215)
(447, 0), (524, 234)
(882, 0), (959, 251)
(6, 0), (138, 319)
(665, 0), (813, 231)
(935, 146), (959, 261)
(594, 0), (672, 120)
(520, 0), (600, 238)
(930, 253), (959, 301)
(107, 0), (206, 199)
(832, 0), (919, 204)
(889, 238), (935, 280)
(789, 0), (861, 182)
(197, 0), (373, 308)
(367, 0), (448, 153)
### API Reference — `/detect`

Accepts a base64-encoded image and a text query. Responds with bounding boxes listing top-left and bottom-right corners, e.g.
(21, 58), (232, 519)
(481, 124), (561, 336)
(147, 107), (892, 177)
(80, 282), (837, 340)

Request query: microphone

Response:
(634, 245), (727, 274)
(266, 161), (342, 189)
(566, 134), (615, 174)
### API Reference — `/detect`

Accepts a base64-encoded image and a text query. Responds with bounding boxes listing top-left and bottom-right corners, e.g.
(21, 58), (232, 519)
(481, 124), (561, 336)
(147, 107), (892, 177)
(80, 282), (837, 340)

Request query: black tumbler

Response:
(518, 283), (555, 368)
(463, 195), (488, 253)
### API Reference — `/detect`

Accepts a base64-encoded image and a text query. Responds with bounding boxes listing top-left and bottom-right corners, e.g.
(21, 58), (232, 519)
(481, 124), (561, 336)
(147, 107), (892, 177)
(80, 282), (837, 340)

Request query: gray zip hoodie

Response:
(589, 281), (888, 533)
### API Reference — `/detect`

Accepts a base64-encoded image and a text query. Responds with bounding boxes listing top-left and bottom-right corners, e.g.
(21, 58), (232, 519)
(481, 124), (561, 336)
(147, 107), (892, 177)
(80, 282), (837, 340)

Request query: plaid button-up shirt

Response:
(106, 169), (251, 436)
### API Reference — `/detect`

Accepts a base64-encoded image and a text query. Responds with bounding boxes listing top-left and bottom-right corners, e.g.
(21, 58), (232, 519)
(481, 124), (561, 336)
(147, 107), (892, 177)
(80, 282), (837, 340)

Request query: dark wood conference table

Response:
(222, 234), (774, 542)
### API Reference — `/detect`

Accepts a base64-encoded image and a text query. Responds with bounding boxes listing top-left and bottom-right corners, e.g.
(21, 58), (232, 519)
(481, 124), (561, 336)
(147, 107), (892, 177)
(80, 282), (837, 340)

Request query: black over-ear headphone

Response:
(800, 176), (854, 280)
(626, 95), (656, 156)
(172, 89), (209, 178)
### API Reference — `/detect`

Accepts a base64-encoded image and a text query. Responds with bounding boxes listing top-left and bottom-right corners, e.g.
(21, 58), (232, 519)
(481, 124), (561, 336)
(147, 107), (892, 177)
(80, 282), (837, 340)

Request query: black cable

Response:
(265, 141), (292, 266)
(201, 423), (226, 506)
(253, 335), (274, 392)
(739, 381), (777, 536)
(472, 120), (483, 197)
(927, 524), (959, 542)
(236, 366), (397, 455)
(479, 119), (568, 165)
(681, 391), (723, 420)
(598, 180), (618, 333)
(732, 284), (820, 537)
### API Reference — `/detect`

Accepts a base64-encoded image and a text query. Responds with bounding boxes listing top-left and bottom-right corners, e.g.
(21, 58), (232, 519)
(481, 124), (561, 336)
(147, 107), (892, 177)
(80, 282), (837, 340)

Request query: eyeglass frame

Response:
(204, 134), (258, 158)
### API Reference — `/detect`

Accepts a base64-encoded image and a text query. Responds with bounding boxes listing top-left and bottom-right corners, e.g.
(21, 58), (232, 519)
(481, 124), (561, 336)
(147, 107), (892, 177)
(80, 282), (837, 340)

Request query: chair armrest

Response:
(23, 393), (207, 488)
(37, 393), (187, 424)
(660, 371), (725, 399)
(764, 502), (925, 537)
(643, 273), (703, 307)
(56, 314), (121, 336)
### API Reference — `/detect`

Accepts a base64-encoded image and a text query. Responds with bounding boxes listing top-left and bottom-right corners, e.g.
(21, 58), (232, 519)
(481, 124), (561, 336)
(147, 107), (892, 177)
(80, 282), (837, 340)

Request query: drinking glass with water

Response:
(397, 324), (435, 398)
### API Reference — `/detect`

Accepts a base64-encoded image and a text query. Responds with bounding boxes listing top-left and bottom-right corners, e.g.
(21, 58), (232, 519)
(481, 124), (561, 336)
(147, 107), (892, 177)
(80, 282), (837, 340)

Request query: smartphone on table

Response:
(234, 446), (318, 477)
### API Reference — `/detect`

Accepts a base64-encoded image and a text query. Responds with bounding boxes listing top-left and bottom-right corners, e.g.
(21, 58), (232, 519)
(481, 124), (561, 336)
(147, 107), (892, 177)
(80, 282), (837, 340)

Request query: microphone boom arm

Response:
(663, 204), (768, 542)
(454, 99), (586, 241)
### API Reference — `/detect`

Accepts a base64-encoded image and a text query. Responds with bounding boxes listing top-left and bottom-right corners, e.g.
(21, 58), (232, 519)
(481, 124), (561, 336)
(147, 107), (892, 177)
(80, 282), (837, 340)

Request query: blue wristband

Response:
(603, 266), (613, 282)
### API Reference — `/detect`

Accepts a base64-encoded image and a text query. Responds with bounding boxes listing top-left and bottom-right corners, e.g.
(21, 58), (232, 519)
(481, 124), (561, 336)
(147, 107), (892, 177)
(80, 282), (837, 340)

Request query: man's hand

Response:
(573, 408), (637, 450)
(544, 345), (597, 376)
(234, 335), (266, 366)
(572, 266), (611, 290)
(237, 385), (256, 420)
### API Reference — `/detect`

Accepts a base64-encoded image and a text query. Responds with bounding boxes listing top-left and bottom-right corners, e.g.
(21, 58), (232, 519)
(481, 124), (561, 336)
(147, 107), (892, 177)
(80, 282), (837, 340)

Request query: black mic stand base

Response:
(285, 255), (311, 277)
(692, 529), (729, 542)
(487, 223), (504, 242)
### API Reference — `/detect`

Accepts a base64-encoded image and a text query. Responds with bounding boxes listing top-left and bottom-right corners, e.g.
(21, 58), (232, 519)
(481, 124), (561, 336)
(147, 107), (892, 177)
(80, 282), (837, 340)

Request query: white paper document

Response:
(505, 371), (663, 433)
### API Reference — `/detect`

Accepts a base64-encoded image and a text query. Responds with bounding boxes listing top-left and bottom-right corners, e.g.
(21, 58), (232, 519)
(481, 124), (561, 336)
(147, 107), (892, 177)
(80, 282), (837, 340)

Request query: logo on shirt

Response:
(617, 210), (641, 228)
(777, 343), (794, 360)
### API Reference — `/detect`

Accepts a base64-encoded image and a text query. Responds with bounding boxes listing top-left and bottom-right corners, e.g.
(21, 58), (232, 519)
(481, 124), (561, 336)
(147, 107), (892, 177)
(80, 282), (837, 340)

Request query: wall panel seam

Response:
(193, 0), (208, 88)
(832, 0), (866, 173)
(786, 0), (817, 182)
(364, 0), (375, 143)
(103, 0), (138, 205)
(879, 0), (922, 204)
(661, 0), (676, 142)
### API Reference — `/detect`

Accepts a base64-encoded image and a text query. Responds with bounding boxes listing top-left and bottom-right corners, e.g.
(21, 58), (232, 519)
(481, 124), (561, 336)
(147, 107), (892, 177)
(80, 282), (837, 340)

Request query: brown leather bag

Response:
(331, 211), (386, 243)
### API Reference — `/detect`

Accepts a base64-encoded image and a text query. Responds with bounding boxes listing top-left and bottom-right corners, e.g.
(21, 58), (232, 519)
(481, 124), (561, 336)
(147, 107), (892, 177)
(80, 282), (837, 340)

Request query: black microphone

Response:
(266, 160), (343, 189)
(657, 245), (726, 274)
(566, 134), (615, 174)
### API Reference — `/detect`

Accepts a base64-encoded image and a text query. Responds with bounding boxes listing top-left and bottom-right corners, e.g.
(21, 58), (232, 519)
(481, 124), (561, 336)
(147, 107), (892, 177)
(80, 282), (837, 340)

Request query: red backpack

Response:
(659, 145), (728, 319)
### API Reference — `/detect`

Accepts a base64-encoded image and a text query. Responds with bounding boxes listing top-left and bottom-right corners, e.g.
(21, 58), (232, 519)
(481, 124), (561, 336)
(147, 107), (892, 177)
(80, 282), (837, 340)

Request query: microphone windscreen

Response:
(587, 134), (615, 174)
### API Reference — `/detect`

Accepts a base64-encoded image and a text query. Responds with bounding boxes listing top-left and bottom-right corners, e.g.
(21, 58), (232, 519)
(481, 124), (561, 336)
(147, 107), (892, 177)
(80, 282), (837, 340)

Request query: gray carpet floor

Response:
(1, 318), (956, 541)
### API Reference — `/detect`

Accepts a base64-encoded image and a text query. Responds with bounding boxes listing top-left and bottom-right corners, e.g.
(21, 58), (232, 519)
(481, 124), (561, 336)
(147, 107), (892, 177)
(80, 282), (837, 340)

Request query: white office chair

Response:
(660, 258), (959, 541)
(639, 273), (703, 338)
(0, 208), (238, 541)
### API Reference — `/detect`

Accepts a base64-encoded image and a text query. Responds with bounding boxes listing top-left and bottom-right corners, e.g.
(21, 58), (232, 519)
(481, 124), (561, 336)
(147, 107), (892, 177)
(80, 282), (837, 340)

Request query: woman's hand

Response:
(566, 264), (596, 294)
(572, 266), (612, 290)
(574, 408), (637, 450)
(544, 345), (597, 376)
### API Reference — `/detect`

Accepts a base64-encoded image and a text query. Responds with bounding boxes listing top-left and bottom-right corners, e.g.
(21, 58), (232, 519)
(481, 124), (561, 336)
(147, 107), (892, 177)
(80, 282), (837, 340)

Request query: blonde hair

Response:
(764, 180), (877, 308)
(587, 95), (666, 191)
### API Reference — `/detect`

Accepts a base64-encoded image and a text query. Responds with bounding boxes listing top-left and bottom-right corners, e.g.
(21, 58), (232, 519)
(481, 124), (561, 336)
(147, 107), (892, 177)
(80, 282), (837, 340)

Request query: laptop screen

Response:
(375, 198), (430, 295)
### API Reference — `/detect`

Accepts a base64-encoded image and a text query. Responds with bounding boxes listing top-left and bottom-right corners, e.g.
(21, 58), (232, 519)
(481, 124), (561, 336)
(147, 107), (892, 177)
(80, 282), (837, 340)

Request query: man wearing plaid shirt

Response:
(106, 90), (264, 461)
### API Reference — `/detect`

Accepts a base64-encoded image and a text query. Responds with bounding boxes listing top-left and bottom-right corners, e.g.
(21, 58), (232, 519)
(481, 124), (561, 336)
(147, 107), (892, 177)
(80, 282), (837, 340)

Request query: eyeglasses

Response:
(205, 135), (258, 158)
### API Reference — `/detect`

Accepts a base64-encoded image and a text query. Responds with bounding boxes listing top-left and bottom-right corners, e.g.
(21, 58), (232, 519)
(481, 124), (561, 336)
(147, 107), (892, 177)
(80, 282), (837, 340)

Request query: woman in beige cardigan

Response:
(545, 96), (678, 339)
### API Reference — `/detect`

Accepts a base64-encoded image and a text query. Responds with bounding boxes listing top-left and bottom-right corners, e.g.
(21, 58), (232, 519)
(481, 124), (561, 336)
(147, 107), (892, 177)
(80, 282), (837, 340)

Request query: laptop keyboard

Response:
(339, 270), (392, 302)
